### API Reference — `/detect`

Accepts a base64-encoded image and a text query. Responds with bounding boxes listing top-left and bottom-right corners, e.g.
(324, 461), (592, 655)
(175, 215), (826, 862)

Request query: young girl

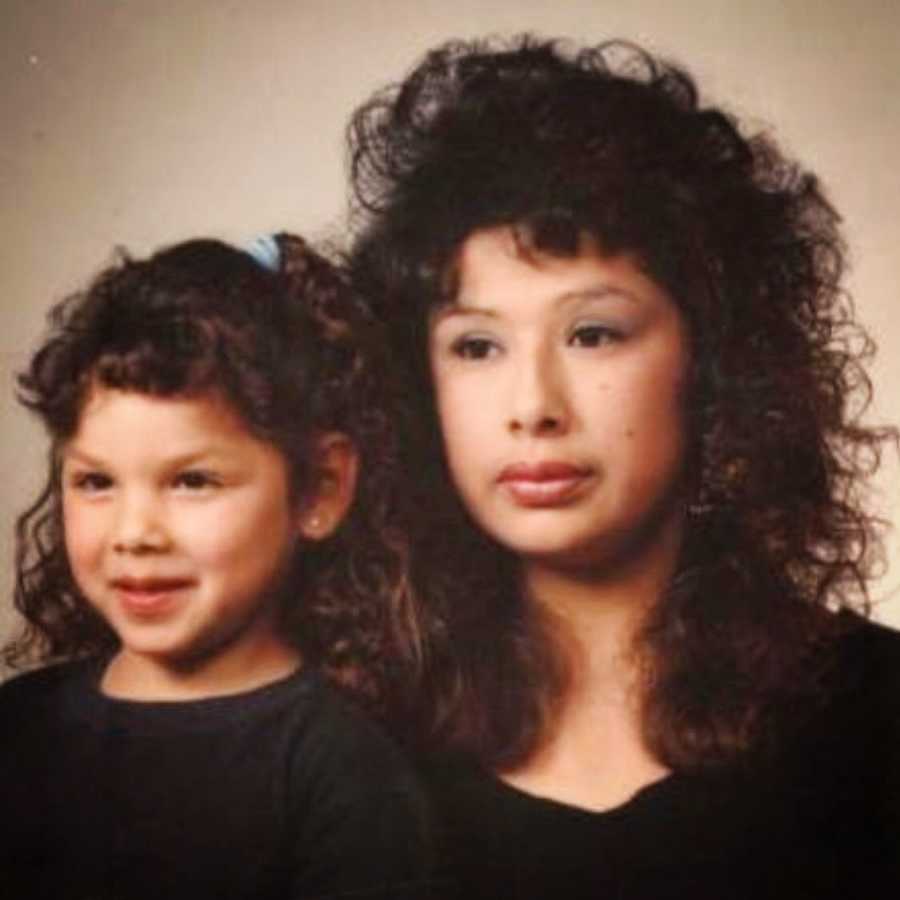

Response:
(1, 235), (431, 898)
(347, 36), (900, 898)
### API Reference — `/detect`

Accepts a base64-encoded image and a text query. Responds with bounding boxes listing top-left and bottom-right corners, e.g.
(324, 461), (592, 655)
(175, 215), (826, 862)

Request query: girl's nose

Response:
(112, 492), (170, 554)
(507, 347), (569, 436)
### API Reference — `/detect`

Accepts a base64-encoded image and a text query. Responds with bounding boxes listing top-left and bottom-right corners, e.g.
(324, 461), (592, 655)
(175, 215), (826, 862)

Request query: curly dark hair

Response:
(6, 234), (419, 716)
(347, 36), (897, 769)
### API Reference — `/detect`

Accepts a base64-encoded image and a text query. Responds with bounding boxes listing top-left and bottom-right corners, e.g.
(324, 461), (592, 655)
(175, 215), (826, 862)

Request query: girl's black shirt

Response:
(0, 661), (434, 900)
(425, 616), (900, 899)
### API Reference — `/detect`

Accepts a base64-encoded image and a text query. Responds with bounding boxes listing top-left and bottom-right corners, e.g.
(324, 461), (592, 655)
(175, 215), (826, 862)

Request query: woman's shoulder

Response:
(831, 611), (900, 694)
(776, 611), (900, 813)
(842, 610), (900, 649)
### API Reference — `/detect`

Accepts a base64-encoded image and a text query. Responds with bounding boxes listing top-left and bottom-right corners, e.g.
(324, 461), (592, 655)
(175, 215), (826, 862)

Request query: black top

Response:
(425, 617), (900, 899)
(1, 661), (434, 900)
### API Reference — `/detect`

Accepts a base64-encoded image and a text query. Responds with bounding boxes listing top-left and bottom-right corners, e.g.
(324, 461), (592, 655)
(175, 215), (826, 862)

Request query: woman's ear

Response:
(296, 432), (359, 541)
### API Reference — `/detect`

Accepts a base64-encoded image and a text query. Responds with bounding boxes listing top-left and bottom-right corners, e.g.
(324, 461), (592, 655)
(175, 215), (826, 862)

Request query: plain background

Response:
(2, 0), (899, 659)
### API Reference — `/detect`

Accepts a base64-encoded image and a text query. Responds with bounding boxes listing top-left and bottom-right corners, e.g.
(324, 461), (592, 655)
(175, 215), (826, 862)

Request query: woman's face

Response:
(427, 225), (691, 577)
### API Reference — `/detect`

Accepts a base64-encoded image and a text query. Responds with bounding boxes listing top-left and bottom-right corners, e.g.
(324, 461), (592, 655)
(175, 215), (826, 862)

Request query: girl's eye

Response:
(70, 471), (113, 493)
(450, 335), (499, 360)
(568, 324), (622, 348)
(173, 470), (220, 491)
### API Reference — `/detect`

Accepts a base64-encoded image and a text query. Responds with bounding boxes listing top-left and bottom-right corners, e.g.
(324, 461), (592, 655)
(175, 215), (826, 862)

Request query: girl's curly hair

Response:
(6, 234), (420, 717)
(347, 36), (897, 768)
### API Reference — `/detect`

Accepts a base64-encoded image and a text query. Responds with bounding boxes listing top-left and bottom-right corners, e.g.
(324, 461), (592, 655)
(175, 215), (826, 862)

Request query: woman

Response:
(347, 36), (900, 898)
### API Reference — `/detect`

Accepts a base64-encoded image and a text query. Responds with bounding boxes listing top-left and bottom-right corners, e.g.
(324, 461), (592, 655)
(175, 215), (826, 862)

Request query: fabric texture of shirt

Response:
(425, 616), (900, 899)
(1, 660), (434, 900)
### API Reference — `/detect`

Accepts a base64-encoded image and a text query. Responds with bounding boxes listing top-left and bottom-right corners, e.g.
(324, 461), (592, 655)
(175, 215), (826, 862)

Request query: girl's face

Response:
(60, 386), (353, 688)
(428, 226), (690, 577)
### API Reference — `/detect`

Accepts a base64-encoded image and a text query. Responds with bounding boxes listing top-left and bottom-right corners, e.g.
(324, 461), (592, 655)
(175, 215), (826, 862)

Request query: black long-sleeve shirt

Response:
(425, 617), (900, 899)
(1, 661), (434, 899)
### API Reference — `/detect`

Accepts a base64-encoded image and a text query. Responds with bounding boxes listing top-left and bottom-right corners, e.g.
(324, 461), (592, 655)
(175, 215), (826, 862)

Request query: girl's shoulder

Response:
(0, 659), (100, 740)
(0, 658), (96, 706)
(295, 675), (421, 777)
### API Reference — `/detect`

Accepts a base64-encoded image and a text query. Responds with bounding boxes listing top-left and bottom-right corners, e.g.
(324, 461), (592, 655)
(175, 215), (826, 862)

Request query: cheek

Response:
(179, 514), (252, 567)
(625, 373), (689, 480)
(436, 376), (488, 438)
(184, 497), (296, 573)
(632, 376), (686, 434)
(600, 354), (689, 465)
(435, 394), (485, 486)
(62, 500), (103, 570)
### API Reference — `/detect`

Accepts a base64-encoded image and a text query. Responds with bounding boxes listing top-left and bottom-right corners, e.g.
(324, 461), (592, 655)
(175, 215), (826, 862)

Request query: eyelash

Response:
(447, 323), (624, 359)
(567, 323), (624, 347)
(69, 471), (113, 493)
(449, 335), (501, 360)
(66, 470), (222, 493)
(172, 470), (221, 490)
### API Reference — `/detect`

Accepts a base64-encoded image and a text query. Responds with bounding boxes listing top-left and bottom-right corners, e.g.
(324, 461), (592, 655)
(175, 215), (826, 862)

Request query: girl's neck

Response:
(101, 637), (301, 702)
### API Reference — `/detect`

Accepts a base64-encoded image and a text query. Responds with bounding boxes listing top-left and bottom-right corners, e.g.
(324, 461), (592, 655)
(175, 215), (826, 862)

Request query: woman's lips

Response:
(111, 577), (193, 617)
(497, 461), (592, 507)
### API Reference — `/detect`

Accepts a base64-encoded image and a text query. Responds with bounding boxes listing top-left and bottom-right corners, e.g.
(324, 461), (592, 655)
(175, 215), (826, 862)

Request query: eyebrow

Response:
(432, 285), (639, 323)
(61, 446), (109, 467)
(61, 445), (222, 468)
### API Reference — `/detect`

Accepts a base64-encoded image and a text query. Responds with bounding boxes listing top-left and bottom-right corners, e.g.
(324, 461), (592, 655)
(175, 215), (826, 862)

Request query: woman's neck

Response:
(522, 514), (682, 686)
(501, 520), (682, 811)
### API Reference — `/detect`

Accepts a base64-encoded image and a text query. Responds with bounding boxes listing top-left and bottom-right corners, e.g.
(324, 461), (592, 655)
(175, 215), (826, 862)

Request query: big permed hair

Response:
(8, 235), (419, 715)
(347, 36), (896, 768)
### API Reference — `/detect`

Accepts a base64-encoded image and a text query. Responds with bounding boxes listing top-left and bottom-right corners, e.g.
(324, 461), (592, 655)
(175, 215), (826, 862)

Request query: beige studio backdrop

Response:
(2, 0), (899, 660)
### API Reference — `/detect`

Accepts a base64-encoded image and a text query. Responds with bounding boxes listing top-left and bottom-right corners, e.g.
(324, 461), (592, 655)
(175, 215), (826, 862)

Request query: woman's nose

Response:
(507, 347), (569, 436)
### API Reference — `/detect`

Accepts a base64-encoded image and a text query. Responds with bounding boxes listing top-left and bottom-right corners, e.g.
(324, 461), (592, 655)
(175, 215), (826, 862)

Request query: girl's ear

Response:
(296, 432), (359, 542)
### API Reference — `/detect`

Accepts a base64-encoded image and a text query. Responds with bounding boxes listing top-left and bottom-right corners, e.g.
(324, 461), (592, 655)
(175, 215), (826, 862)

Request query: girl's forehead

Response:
(72, 383), (246, 441)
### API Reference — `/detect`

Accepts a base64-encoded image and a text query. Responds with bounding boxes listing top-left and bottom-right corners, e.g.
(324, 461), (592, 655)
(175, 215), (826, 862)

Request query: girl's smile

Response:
(109, 575), (197, 618)
(428, 225), (691, 575)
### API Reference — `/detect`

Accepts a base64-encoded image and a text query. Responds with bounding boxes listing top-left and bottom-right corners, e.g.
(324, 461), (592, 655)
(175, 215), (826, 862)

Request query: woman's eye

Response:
(173, 470), (220, 490)
(71, 472), (113, 492)
(568, 324), (622, 348)
(451, 336), (499, 360)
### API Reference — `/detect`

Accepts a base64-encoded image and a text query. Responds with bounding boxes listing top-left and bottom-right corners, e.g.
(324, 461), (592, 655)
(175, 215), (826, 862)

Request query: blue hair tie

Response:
(246, 234), (281, 272)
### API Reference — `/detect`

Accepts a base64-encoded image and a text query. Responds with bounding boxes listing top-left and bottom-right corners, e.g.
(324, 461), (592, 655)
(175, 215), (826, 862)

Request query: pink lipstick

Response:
(497, 461), (591, 507)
